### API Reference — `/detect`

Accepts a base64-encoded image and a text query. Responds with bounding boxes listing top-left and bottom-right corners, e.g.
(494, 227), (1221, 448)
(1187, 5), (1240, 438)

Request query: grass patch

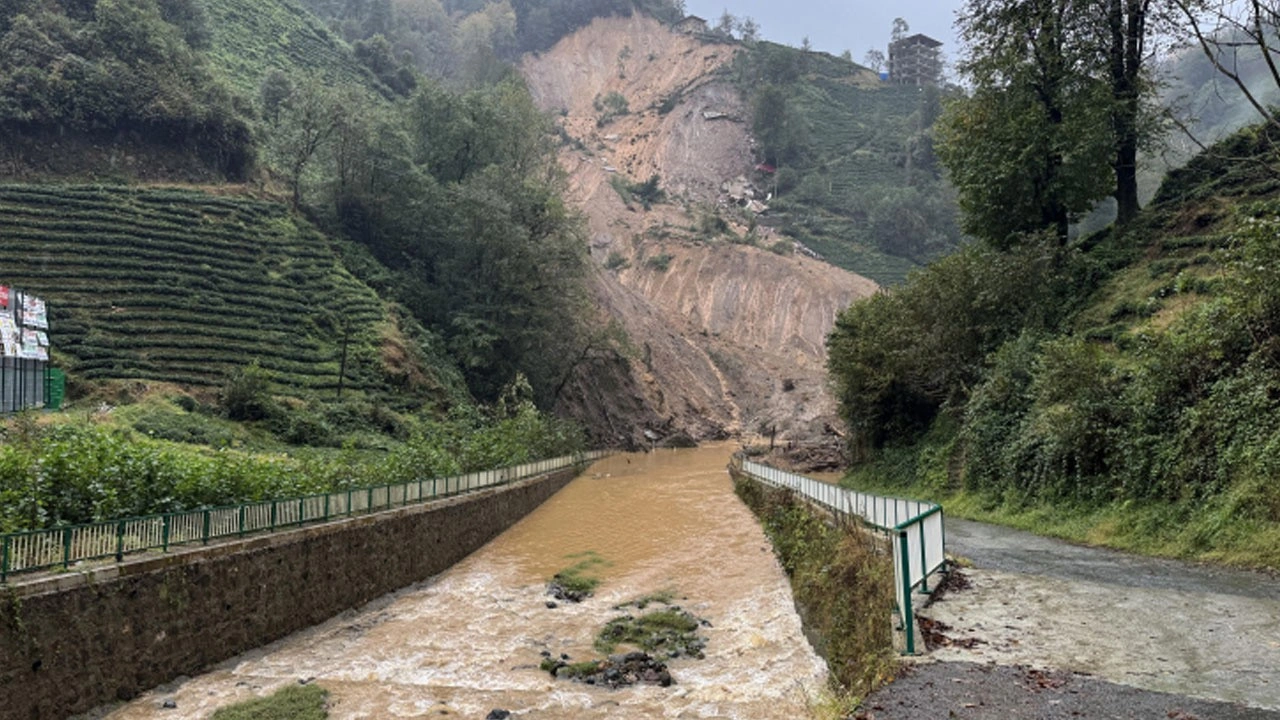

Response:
(733, 473), (897, 704)
(843, 453), (1280, 571)
(644, 253), (674, 272)
(210, 684), (328, 720)
(593, 607), (706, 657)
(548, 551), (610, 601)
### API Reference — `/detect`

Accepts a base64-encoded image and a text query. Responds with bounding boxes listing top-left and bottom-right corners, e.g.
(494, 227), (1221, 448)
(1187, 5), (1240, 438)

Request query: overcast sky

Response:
(682, 1), (967, 75)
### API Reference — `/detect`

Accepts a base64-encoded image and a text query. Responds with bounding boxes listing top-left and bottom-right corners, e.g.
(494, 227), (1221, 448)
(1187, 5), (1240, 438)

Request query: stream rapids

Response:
(99, 445), (828, 719)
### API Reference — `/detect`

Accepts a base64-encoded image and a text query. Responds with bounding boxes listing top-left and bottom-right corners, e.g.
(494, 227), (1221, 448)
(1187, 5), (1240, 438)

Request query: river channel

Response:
(99, 445), (827, 719)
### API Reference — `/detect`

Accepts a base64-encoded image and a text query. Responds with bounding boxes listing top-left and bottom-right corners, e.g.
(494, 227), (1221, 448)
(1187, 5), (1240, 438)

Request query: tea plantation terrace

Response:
(0, 185), (389, 392)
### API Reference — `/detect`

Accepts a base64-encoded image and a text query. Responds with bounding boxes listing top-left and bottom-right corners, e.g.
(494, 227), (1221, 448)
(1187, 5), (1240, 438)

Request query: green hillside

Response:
(0, 184), (459, 405)
(734, 43), (962, 285)
(201, 0), (393, 98)
(828, 122), (1280, 569)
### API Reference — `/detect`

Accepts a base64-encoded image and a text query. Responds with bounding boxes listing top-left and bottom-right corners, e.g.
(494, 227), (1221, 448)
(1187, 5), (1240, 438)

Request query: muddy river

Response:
(99, 445), (827, 719)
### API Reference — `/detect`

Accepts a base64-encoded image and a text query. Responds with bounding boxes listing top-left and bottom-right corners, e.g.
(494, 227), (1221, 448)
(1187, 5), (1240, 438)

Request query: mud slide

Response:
(523, 16), (877, 457)
(860, 519), (1280, 719)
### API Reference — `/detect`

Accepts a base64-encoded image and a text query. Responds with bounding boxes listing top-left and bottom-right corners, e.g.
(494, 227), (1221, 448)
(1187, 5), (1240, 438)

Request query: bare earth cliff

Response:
(524, 16), (877, 461)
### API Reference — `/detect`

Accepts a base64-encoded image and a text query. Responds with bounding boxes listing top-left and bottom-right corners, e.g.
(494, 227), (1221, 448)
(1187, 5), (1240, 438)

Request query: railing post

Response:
(162, 514), (171, 552)
(1, 533), (9, 582)
(62, 527), (72, 568)
(298, 497), (304, 525)
(899, 530), (915, 655)
(202, 510), (211, 545)
(432, 477), (437, 498)
(270, 500), (277, 531)
(239, 505), (246, 538)
(347, 489), (353, 516)
(115, 520), (125, 562)
(366, 487), (373, 511)
(918, 521), (929, 592)
(324, 493), (331, 520)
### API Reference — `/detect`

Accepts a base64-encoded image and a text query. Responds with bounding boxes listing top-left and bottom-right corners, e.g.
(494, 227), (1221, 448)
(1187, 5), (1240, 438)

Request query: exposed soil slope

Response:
(524, 15), (876, 454)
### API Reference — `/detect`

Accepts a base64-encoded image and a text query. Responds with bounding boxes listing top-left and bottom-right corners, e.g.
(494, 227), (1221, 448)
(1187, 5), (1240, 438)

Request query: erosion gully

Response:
(97, 445), (827, 719)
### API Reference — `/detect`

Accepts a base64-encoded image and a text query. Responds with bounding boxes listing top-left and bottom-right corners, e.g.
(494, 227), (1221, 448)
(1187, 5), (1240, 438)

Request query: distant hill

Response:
(201, 0), (394, 99)
(0, 185), (462, 407)
(733, 42), (962, 285)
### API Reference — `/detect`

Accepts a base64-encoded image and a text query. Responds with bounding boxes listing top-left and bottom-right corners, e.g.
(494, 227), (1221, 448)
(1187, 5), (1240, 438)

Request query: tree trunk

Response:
(1109, 0), (1144, 225)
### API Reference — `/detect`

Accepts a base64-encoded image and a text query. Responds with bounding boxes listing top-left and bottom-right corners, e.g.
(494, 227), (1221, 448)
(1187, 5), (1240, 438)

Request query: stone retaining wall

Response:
(0, 468), (579, 720)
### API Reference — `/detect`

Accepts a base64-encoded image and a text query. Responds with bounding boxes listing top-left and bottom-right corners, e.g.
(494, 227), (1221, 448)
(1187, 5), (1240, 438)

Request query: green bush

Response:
(645, 253), (673, 272)
(220, 362), (277, 421)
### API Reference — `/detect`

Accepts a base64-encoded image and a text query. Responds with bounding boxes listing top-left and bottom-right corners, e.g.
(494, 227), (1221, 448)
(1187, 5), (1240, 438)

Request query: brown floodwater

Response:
(98, 445), (828, 719)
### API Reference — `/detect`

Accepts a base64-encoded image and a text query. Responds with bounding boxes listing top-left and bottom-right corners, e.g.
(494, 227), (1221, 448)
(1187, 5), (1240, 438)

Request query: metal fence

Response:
(1, 450), (611, 583)
(0, 357), (48, 413)
(730, 454), (945, 654)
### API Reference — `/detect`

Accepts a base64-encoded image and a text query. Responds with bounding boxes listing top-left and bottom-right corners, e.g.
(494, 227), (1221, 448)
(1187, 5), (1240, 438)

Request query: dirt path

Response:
(862, 519), (1280, 719)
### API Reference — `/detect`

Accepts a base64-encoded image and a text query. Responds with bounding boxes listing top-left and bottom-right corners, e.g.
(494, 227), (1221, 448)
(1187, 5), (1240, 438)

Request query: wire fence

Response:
(1, 450), (611, 583)
(729, 454), (946, 654)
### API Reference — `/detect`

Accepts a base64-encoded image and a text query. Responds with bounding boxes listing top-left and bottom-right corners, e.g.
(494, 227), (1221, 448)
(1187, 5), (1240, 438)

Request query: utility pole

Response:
(337, 320), (350, 400)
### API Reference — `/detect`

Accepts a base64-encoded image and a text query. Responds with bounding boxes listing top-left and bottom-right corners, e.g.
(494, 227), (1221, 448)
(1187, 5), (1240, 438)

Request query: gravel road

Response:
(860, 518), (1280, 719)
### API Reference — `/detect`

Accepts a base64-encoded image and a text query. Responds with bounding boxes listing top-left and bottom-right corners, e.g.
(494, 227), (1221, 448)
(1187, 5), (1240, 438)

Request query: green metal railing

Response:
(730, 453), (946, 655)
(1, 450), (610, 583)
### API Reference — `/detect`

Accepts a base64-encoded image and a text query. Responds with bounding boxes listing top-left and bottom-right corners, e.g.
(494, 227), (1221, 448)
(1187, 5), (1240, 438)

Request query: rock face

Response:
(525, 16), (877, 458)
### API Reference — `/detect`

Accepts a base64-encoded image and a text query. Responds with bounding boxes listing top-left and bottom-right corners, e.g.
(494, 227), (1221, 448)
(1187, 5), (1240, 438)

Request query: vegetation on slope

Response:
(0, 0), (254, 179)
(733, 472), (895, 708)
(200, 0), (396, 99)
(828, 122), (1280, 569)
(290, 0), (685, 83)
(0, 385), (582, 531)
(733, 42), (962, 285)
(0, 184), (460, 405)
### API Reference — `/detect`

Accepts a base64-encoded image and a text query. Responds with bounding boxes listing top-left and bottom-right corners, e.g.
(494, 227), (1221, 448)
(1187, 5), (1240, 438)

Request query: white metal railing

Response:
(731, 455), (946, 654)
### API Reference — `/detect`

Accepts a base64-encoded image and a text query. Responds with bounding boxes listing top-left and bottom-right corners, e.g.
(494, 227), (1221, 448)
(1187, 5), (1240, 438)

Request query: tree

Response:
(943, 0), (1178, 237)
(270, 76), (341, 207)
(864, 48), (886, 73)
(715, 9), (735, 38)
(737, 16), (759, 44)
(892, 16), (910, 42)
(1103, 0), (1177, 224)
(938, 0), (1115, 246)
(259, 70), (293, 126)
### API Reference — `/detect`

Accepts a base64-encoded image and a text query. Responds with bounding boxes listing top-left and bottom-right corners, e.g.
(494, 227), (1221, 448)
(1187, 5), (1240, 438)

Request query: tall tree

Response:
(939, 0), (1113, 245)
(1105, 0), (1174, 224)
(941, 0), (1175, 242)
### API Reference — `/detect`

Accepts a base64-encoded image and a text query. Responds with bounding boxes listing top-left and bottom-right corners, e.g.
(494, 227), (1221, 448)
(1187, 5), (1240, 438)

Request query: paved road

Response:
(862, 518), (1280, 719)
(946, 518), (1278, 599)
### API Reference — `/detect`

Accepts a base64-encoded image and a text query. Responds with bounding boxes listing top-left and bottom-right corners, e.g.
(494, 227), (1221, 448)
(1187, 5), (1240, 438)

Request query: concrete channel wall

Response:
(0, 467), (580, 720)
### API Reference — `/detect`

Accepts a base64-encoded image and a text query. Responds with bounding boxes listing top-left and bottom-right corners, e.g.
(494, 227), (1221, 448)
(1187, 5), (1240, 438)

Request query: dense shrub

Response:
(0, 400), (585, 532)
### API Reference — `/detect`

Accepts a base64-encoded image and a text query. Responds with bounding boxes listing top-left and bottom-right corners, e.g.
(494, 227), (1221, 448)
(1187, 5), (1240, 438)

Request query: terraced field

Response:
(0, 185), (406, 396)
(202, 0), (391, 99)
(780, 81), (934, 285)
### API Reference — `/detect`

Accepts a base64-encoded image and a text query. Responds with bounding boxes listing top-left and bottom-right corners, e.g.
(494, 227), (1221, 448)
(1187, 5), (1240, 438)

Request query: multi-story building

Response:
(888, 33), (943, 87)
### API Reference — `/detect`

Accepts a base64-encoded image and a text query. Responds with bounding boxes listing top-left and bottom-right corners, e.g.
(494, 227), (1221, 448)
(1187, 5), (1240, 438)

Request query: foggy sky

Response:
(681, 1), (966, 77)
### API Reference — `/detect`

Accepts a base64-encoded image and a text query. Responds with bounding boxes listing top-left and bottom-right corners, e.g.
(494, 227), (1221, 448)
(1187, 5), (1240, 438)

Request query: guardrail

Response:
(1, 450), (611, 583)
(729, 454), (945, 654)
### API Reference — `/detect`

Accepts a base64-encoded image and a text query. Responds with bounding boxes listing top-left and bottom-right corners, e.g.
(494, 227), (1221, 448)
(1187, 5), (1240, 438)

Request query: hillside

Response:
(828, 121), (1280, 569)
(201, 0), (393, 98)
(732, 43), (962, 285)
(0, 185), (461, 406)
(524, 15), (878, 456)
